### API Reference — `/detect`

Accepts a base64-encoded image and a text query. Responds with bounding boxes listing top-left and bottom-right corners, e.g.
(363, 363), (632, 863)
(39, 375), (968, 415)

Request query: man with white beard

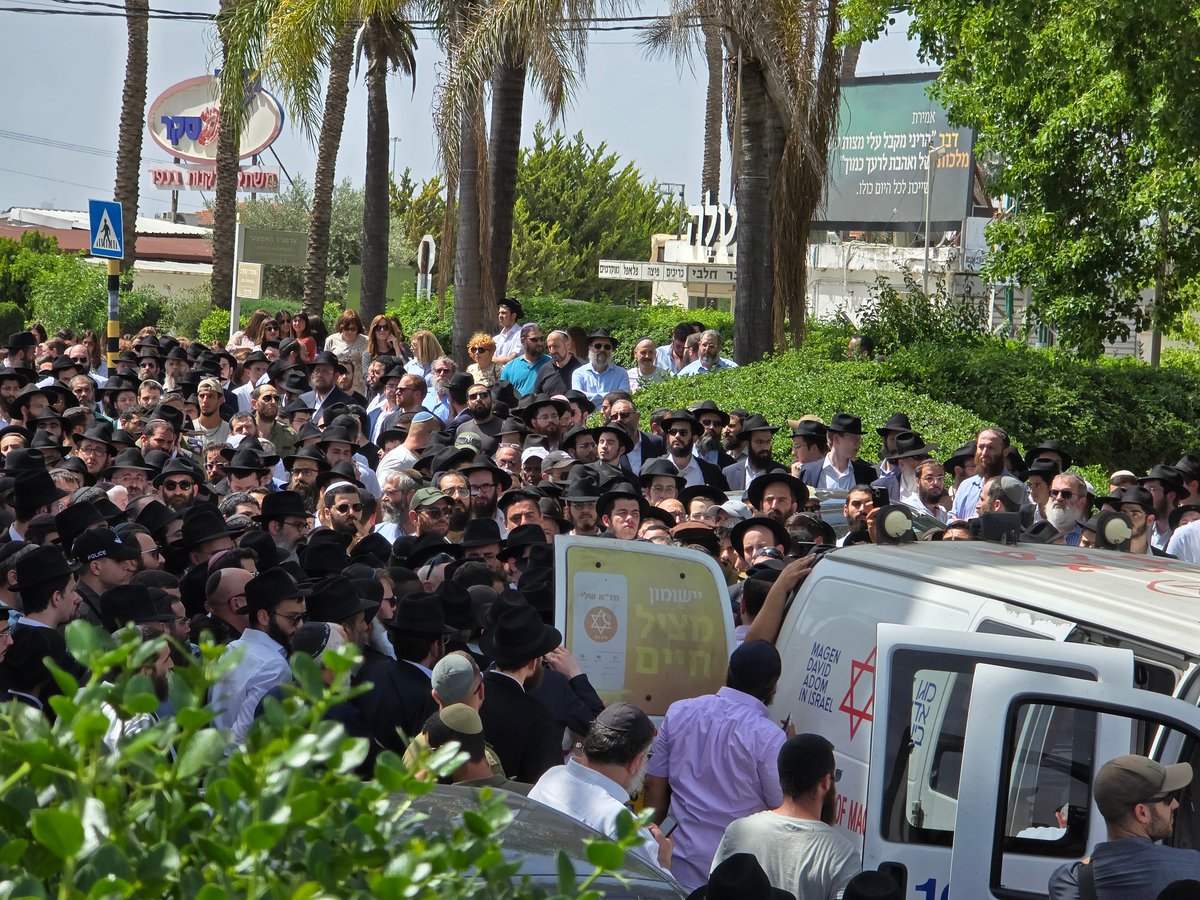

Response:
(529, 702), (673, 875)
(422, 356), (456, 421)
(677, 330), (738, 375)
(872, 431), (938, 505)
(1046, 471), (1089, 545)
(571, 329), (630, 406)
(376, 471), (418, 542)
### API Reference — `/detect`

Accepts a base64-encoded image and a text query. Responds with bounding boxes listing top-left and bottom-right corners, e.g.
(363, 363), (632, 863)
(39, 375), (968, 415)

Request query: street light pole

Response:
(924, 144), (949, 295)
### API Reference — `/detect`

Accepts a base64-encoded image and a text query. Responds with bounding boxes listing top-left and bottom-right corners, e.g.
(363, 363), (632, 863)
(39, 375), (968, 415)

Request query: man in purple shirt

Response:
(643, 640), (789, 891)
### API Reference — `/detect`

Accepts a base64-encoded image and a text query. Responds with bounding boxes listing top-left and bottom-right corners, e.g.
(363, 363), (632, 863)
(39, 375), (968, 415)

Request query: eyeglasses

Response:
(666, 428), (693, 437)
(700, 419), (723, 429)
(264, 324), (279, 332)
(72, 356), (90, 365)
(281, 519), (310, 531)
(1143, 792), (1178, 806)
(591, 344), (613, 352)
(272, 611), (306, 626)
(0, 626), (10, 640)
(1049, 489), (1076, 500)
(292, 467), (319, 477)
(259, 394), (280, 402)
(205, 462), (226, 471)
(420, 506), (448, 519)
(334, 502), (365, 513)
(468, 347), (487, 354)
(162, 480), (194, 491)
(609, 411), (634, 420)
(141, 546), (162, 558)
(468, 484), (495, 495)
(441, 486), (469, 497)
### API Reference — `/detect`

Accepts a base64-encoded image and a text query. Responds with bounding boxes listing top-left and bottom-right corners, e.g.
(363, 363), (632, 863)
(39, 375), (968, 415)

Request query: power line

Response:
(0, 165), (194, 209)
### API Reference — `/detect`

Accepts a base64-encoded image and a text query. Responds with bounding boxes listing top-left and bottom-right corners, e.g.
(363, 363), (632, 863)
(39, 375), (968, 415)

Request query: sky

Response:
(0, 2), (930, 221)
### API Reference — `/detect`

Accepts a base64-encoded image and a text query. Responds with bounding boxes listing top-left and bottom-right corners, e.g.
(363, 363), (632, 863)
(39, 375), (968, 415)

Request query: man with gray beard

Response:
(678, 330), (738, 376)
(422, 356), (456, 421)
(571, 329), (630, 406)
(1046, 471), (1089, 546)
(376, 470), (417, 543)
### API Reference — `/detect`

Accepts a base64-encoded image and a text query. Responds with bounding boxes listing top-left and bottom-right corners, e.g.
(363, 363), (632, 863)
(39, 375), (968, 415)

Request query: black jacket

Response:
(354, 657), (437, 754)
(528, 669), (605, 737)
(479, 670), (563, 783)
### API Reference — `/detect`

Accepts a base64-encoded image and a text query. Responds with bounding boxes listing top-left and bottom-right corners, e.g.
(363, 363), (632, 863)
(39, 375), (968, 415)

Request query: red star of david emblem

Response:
(839, 648), (876, 740)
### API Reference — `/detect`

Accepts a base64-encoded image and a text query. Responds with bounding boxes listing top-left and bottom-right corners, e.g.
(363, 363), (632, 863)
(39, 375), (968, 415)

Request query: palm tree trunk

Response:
(733, 57), (784, 364)
(360, 16), (391, 324)
(840, 39), (861, 82)
(114, 0), (148, 271)
(303, 22), (357, 316)
(453, 92), (487, 367)
(700, 23), (723, 203)
(210, 0), (241, 310)
(487, 59), (526, 302)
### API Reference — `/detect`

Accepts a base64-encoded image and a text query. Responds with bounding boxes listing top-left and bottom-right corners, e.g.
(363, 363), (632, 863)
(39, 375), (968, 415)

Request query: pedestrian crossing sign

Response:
(88, 199), (124, 259)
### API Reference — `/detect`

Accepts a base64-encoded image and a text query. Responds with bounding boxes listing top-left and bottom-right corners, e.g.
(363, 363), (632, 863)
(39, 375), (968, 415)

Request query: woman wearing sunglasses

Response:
(367, 315), (411, 368)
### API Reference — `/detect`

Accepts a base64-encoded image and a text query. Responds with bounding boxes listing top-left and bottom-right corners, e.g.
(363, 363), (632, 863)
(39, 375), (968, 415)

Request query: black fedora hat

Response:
(12, 544), (81, 591)
(658, 409), (701, 436)
(686, 852), (792, 900)
(55, 500), (105, 548)
(730, 515), (792, 560)
(480, 598), (562, 664)
(102, 583), (176, 627)
(309, 351), (347, 375)
(497, 296), (524, 318)
(282, 444), (330, 472)
(245, 568), (311, 612)
(299, 535), (351, 579)
(4, 447), (45, 474)
(306, 575), (379, 624)
(134, 499), (181, 539)
(69, 424), (116, 454)
(680, 483), (729, 510)
(585, 328), (619, 350)
(13, 468), (68, 510)
(497, 523), (548, 563)
(391, 591), (457, 636)
(875, 412), (912, 437)
(745, 470), (809, 509)
(885, 431), (939, 461)
(152, 458), (201, 488)
(0, 366), (28, 387)
(1024, 439), (1073, 472)
(828, 412), (863, 435)
(104, 448), (156, 477)
(179, 508), (239, 548)
(1140, 464), (1185, 495)
(688, 400), (729, 427)
(256, 491), (308, 524)
(1169, 503), (1200, 532)
(461, 518), (503, 548)
(562, 468), (601, 503)
(594, 423), (634, 455)
(314, 460), (364, 494)
(638, 457), (685, 491)
(350, 532), (392, 567)
(238, 529), (286, 571)
(0, 424), (30, 444)
(223, 446), (271, 475)
(516, 393), (570, 422)
(408, 533), (464, 570)
(738, 414), (779, 436)
(561, 425), (598, 453)
(460, 456), (514, 492)
(5, 331), (35, 350)
(943, 441), (976, 470)
(790, 419), (828, 439)
(597, 482), (651, 520)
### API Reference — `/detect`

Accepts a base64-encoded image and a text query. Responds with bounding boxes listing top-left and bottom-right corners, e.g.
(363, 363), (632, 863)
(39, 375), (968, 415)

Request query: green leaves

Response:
(176, 728), (226, 779)
(30, 809), (83, 860)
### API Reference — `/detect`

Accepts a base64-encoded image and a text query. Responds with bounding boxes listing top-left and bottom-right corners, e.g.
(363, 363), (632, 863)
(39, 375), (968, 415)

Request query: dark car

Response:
(399, 784), (686, 898)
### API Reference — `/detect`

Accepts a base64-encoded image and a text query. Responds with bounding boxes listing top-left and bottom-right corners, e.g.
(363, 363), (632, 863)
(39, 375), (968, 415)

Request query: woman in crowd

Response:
(228, 309), (274, 352)
(325, 310), (369, 395)
(291, 312), (317, 362)
(367, 315), (410, 368)
(404, 330), (444, 386)
(466, 333), (502, 386)
(275, 310), (294, 341)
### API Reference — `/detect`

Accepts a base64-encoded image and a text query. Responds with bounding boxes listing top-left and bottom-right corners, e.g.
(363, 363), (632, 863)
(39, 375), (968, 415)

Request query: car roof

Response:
(824, 541), (1200, 656)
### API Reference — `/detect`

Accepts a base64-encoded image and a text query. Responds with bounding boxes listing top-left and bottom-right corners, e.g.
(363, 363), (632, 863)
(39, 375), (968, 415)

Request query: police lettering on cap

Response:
(72, 527), (141, 564)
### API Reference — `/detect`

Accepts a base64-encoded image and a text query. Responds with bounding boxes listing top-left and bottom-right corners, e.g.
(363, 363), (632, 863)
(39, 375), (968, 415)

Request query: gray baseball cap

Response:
(1093, 754), (1192, 818)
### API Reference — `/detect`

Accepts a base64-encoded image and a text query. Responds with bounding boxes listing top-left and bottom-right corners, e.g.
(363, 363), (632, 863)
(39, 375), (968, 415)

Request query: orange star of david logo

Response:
(839, 648), (876, 740)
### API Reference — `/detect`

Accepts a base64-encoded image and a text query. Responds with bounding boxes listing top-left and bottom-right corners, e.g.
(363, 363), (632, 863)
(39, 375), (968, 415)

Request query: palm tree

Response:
(700, 21), (722, 203)
(650, 0), (844, 362)
(114, 0), (149, 270)
(356, 13), (417, 324)
(211, 0), (242, 311)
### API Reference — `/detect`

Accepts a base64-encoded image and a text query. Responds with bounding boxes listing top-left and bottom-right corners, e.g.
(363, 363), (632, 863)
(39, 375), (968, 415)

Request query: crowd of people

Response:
(0, 299), (1198, 898)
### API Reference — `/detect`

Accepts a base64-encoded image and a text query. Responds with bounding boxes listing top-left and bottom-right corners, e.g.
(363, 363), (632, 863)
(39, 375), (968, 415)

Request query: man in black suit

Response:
(659, 409), (729, 491)
(722, 415), (789, 492)
(607, 396), (664, 479)
(299, 351), (356, 421)
(354, 593), (453, 754)
(478, 598), (564, 783)
(797, 412), (879, 490)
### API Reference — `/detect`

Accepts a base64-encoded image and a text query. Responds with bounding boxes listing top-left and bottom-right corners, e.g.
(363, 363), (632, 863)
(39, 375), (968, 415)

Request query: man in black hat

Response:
(571, 329), (630, 406)
(875, 412), (912, 473)
(797, 413), (877, 491)
(72, 528), (140, 630)
(1117, 486), (1163, 557)
(153, 459), (200, 513)
(788, 420), (828, 477)
(529, 702), (672, 874)
(300, 352), (355, 418)
(870, 431), (939, 505)
(644, 640), (789, 891)
(9, 544), (86, 687)
(478, 599), (564, 782)
(354, 591), (454, 754)
(6, 468), (68, 543)
(3, 332), (36, 374)
(210, 568), (309, 746)
(257, 490), (312, 562)
(597, 484), (648, 540)
(723, 416), (785, 492)
(604, 396), (663, 475)
(307, 576), (379, 651)
(658, 409), (726, 490)
(712, 733), (857, 899)
(1140, 464), (1185, 553)
(746, 471), (809, 524)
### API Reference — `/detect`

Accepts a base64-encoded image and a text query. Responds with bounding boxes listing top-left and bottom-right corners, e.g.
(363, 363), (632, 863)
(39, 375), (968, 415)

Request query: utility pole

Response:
(390, 137), (401, 180)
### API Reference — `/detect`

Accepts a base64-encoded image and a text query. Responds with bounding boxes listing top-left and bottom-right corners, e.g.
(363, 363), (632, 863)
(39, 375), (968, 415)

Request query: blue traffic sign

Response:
(88, 199), (124, 259)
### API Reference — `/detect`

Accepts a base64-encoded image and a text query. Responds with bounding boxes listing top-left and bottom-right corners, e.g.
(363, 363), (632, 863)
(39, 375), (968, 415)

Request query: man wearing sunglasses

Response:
(1050, 754), (1199, 899)
(571, 329), (630, 406)
(408, 487), (452, 539)
(1046, 472), (1089, 547)
(320, 484), (367, 538)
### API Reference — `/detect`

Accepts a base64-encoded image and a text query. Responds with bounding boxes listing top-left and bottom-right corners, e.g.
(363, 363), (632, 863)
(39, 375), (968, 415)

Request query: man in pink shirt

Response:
(643, 640), (790, 891)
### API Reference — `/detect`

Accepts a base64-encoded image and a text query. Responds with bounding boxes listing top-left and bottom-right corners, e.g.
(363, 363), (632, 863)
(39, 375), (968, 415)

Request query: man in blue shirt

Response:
(677, 330), (737, 376)
(500, 324), (551, 396)
(571, 329), (630, 405)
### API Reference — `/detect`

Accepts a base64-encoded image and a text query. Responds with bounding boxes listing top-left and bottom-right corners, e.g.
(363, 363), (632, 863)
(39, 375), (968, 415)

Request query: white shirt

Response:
(210, 628), (291, 747)
(1167, 520), (1200, 562)
(377, 443), (419, 484)
(493, 324), (523, 360)
(673, 455), (706, 489)
(904, 495), (950, 524)
(816, 452), (855, 491)
(529, 758), (666, 874)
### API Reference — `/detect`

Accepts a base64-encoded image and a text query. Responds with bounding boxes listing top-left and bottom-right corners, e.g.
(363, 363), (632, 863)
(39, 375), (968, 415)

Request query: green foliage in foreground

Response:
(0, 623), (645, 898)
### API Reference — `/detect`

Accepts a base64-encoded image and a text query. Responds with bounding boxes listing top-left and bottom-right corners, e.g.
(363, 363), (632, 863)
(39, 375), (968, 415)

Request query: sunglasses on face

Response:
(334, 502), (365, 513)
(1049, 489), (1075, 500)
(421, 506), (448, 519)
(666, 428), (693, 437)
(162, 480), (194, 491)
(592, 344), (613, 352)
(375, 324), (389, 331)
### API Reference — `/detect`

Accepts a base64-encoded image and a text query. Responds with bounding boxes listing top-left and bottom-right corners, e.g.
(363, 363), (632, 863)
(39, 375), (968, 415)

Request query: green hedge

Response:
(632, 353), (992, 466)
(385, 293), (734, 367)
(877, 340), (1200, 474)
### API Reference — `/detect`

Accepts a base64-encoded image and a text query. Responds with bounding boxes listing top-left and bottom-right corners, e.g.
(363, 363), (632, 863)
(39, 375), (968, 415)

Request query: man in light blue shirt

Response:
(500, 324), (551, 396)
(951, 427), (1012, 520)
(655, 323), (692, 375)
(571, 329), (630, 405)
(677, 330), (737, 376)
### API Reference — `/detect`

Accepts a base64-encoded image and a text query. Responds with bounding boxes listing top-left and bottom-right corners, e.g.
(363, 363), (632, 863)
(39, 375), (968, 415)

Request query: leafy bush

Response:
(161, 287), (214, 339)
(0, 623), (644, 897)
(878, 340), (1200, 473)
(198, 309), (231, 347)
(855, 269), (991, 355)
(633, 352), (992, 465)
(0, 301), (24, 337)
(0, 230), (60, 312)
(28, 255), (167, 337)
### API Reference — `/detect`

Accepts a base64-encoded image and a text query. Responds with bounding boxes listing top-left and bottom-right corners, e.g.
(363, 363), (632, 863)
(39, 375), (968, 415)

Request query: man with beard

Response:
(251, 384), (295, 461)
(154, 459), (199, 513)
(655, 323), (692, 376)
(907, 460), (951, 523)
(209, 568), (308, 747)
(421, 357), (457, 421)
(435, 470), (472, 537)
(747, 471), (808, 524)
(408, 487), (452, 539)
(522, 395), (569, 450)
(377, 471), (418, 542)
(191, 378), (231, 447)
(627, 338), (670, 393)
(691, 401), (736, 469)
(530, 703), (673, 876)
(643, 640), (789, 891)
(500, 324), (551, 397)
(723, 415), (785, 492)
(871, 431), (938, 505)
(258, 491), (311, 562)
(677, 330), (738, 376)
(562, 425), (598, 464)
(563, 471), (601, 536)
(1050, 755), (1200, 898)
(838, 485), (874, 547)
(463, 462), (504, 527)
(607, 398), (663, 475)
(1045, 472), (1090, 545)
(722, 408), (747, 460)
(1139, 464), (1185, 553)
(571, 329), (630, 406)
(711, 733), (858, 900)
(102, 627), (174, 752)
(1119, 486), (1163, 556)
(533, 330), (582, 397)
(105, 449), (155, 501)
(283, 446), (327, 513)
(319, 483), (365, 539)
(455, 383), (504, 445)
(299, 352), (354, 420)
(660, 409), (727, 490)
(951, 427), (1011, 520)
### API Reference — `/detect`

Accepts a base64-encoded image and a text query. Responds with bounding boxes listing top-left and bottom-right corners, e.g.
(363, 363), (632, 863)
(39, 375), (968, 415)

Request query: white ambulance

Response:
(767, 540), (1200, 899)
